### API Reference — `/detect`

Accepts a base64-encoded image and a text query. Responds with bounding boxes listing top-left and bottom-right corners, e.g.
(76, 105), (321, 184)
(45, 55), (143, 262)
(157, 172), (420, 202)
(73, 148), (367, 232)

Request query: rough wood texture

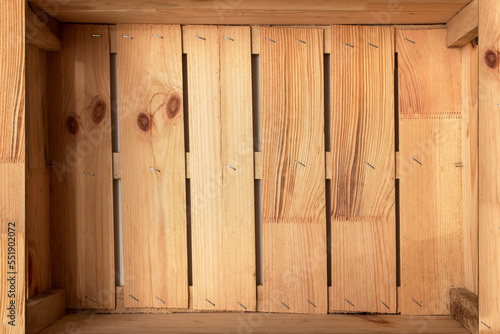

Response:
(31, 0), (470, 25)
(330, 25), (396, 314)
(185, 25), (256, 312)
(47, 24), (114, 309)
(260, 27), (327, 314)
(0, 0), (25, 332)
(26, 290), (66, 334)
(117, 24), (188, 309)
(398, 29), (464, 315)
(40, 313), (469, 334)
(450, 288), (478, 334)
(26, 4), (61, 51)
(26, 45), (51, 299)
(478, 0), (500, 331)
(461, 41), (478, 295)
(446, 0), (478, 48)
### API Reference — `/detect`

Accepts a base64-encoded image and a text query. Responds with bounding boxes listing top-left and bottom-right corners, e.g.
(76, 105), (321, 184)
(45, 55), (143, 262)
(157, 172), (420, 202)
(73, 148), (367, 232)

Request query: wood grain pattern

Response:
(31, 0), (470, 25)
(461, 41), (478, 295)
(26, 4), (61, 51)
(26, 289), (65, 334)
(330, 25), (396, 313)
(185, 25), (255, 311)
(0, 0), (25, 332)
(398, 29), (463, 315)
(446, 0), (478, 48)
(40, 313), (470, 334)
(47, 25), (114, 309)
(260, 27), (327, 314)
(478, 0), (500, 331)
(26, 45), (51, 299)
(398, 30), (461, 120)
(117, 24), (188, 309)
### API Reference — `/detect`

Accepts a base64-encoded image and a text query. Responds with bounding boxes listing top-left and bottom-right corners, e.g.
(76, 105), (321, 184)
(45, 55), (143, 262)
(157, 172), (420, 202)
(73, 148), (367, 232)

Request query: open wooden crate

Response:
(1, 0), (498, 333)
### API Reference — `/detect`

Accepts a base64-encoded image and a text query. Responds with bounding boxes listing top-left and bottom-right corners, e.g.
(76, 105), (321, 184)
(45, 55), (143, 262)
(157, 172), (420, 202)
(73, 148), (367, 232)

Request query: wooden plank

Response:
(450, 288), (478, 334)
(26, 45), (51, 298)
(0, 0), (25, 332)
(185, 25), (255, 311)
(47, 24), (114, 309)
(31, 0), (469, 25)
(260, 27), (327, 314)
(26, 4), (61, 51)
(478, 0), (500, 331)
(109, 25), (117, 53)
(254, 152), (262, 180)
(117, 24), (188, 309)
(446, 0), (478, 48)
(330, 25), (396, 314)
(26, 290), (66, 334)
(398, 29), (463, 315)
(40, 313), (470, 334)
(461, 41), (478, 295)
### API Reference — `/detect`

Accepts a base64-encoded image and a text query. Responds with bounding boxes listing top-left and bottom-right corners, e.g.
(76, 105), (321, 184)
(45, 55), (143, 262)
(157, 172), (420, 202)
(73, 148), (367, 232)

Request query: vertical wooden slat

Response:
(47, 25), (114, 309)
(117, 24), (188, 309)
(185, 25), (255, 311)
(461, 41), (478, 295)
(0, 0), (25, 331)
(219, 26), (256, 312)
(330, 25), (396, 313)
(478, 0), (500, 331)
(398, 29), (463, 315)
(260, 27), (327, 314)
(26, 45), (51, 298)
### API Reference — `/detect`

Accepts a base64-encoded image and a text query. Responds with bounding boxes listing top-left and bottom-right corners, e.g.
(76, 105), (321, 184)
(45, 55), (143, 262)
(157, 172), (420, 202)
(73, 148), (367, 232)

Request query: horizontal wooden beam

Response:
(450, 288), (478, 334)
(29, 0), (470, 25)
(26, 4), (61, 51)
(446, 0), (478, 48)
(26, 289), (66, 334)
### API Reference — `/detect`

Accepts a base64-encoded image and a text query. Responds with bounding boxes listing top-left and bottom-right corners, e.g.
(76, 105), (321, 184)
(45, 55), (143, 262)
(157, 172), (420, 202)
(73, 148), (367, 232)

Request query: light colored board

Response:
(450, 288), (478, 334)
(26, 290), (66, 334)
(117, 24), (187, 309)
(397, 30), (462, 119)
(26, 4), (61, 51)
(446, 0), (478, 48)
(31, 0), (469, 25)
(47, 24), (114, 309)
(398, 30), (463, 315)
(330, 25), (396, 314)
(478, 0), (500, 331)
(399, 118), (463, 315)
(260, 27), (327, 314)
(461, 41), (478, 295)
(26, 45), (51, 299)
(0, 0), (25, 332)
(218, 25), (256, 312)
(185, 25), (255, 311)
(40, 313), (469, 334)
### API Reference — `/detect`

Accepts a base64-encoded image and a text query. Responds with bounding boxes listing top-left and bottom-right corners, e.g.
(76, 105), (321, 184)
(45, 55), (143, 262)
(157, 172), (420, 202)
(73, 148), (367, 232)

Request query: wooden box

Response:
(1, 0), (498, 333)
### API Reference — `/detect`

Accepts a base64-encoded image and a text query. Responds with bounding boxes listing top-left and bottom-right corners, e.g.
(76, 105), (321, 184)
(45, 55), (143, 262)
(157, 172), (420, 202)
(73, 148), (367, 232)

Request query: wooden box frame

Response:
(1, 0), (498, 333)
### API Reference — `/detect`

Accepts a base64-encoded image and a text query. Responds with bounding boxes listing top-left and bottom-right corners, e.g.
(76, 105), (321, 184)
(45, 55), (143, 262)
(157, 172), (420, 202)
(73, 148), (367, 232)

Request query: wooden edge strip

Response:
(26, 289), (66, 334)
(26, 4), (61, 51)
(446, 0), (478, 48)
(450, 288), (478, 334)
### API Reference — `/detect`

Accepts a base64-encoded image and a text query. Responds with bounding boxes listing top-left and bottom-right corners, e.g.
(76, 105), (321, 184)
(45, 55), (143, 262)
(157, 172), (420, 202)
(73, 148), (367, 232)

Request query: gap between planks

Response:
(109, 24), (446, 54)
